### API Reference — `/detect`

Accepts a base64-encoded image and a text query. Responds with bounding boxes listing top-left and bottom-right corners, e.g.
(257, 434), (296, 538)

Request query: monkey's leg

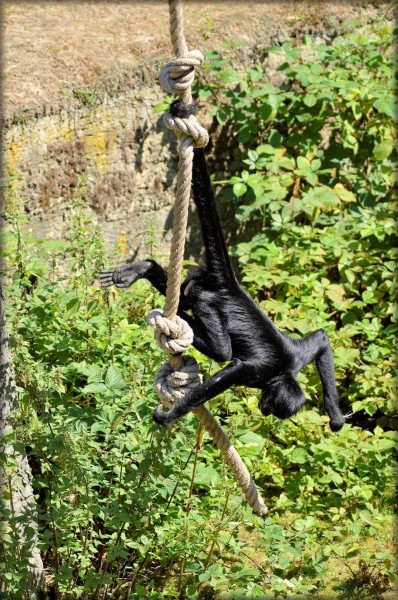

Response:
(316, 340), (346, 432)
(182, 309), (232, 362)
(182, 283), (232, 361)
(300, 329), (346, 432)
(153, 359), (245, 426)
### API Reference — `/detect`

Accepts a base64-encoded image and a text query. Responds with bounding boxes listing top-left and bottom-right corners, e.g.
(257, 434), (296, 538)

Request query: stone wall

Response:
(3, 7), (384, 265)
(3, 61), (213, 264)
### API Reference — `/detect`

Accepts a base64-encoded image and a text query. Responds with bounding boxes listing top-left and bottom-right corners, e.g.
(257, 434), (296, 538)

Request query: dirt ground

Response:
(3, 1), (391, 116)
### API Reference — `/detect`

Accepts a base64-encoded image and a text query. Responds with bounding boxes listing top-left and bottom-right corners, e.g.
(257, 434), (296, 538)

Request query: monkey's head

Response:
(259, 374), (305, 420)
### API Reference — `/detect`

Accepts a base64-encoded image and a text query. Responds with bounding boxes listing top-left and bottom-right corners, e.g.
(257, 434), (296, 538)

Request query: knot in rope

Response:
(159, 49), (209, 148)
(163, 112), (209, 148)
(146, 309), (193, 354)
(154, 355), (203, 406)
(159, 49), (204, 95)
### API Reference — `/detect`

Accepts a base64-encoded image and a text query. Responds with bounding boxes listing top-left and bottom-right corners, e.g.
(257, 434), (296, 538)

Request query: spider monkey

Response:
(100, 102), (346, 432)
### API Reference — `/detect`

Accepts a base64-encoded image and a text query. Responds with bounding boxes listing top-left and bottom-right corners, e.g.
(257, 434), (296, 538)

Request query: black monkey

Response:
(100, 110), (346, 432)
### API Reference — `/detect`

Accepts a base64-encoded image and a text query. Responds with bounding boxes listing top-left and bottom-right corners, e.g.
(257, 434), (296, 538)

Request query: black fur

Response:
(100, 149), (346, 432)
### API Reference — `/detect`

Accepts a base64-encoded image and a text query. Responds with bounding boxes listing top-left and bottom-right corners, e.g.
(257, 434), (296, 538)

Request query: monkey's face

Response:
(259, 374), (305, 420)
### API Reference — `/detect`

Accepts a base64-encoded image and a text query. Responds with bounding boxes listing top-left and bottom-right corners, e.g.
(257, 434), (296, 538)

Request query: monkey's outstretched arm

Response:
(100, 260), (167, 294)
(153, 359), (245, 427)
(100, 261), (232, 360)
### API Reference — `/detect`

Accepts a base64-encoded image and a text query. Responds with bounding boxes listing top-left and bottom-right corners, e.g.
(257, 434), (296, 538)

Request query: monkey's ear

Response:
(259, 374), (305, 419)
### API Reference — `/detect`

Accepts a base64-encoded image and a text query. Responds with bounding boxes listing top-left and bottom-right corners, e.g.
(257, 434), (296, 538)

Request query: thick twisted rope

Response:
(147, 0), (267, 516)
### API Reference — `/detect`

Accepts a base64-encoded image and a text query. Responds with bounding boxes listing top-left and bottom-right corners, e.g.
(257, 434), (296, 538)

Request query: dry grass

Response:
(3, 0), (383, 115)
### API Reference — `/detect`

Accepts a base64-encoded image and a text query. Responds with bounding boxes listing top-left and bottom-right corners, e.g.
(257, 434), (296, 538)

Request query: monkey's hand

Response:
(99, 261), (152, 289)
(152, 405), (174, 428)
(329, 415), (346, 432)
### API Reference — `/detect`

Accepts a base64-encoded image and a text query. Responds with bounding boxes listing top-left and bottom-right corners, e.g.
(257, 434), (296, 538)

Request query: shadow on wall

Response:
(3, 67), (241, 271)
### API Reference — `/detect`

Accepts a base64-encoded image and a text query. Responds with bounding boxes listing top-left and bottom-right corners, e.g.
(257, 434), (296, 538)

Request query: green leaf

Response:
(296, 156), (311, 171)
(351, 101), (362, 120)
(233, 182), (247, 197)
(259, 102), (273, 121)
(373, 140), (394, 161)
(332, 545), (346, 557)
(247, 150), (258, 162)
(296, 111), (313, 122)
(279, 157), (295, 171)
(91, 421), (108, 433)
(362, 290), (377, 304)
(135, 584), (149, 597)
(326, 284), (345, 305)
(373, 95), (397, 118)
(236, 431), (264, 446)
(64, 297), (81, 319)
(358, 510), (373, 524)
(334, 183), (356, 202)
(248, 68), (263, 82)
(269, 130), (283, 148)
(289, 447), (308, 464)
(238, 125), (254, 144)
(277, 556), (291, 569)
(154, 101), (170, 113)
(257, 143), (277, 155)
(105, 366), (125, 390)
(306, 172), (318, 185)
(219, 67), (241, 84)
(216, 110), (228, 126)
(303, 94), (317, 107)
(268, 94), (280, 113)
(82, 383), (107, 394)
(194, 463), (219, 487)
(302, 187), (339, 211)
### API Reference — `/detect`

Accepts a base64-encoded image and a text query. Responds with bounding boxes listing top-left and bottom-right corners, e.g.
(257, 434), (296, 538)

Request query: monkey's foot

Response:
(99, 261), (152, 288)
(152, 405), (175, 427)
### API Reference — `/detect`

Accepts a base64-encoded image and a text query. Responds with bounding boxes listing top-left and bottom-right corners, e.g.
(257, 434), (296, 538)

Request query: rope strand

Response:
(147, 0), (267, 516)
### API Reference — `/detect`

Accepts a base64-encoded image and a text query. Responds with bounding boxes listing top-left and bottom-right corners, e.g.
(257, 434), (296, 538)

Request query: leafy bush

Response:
(1, 23), (396, 600)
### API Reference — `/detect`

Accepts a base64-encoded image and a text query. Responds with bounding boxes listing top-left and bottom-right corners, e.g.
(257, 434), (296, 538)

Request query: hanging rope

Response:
(147, 0), (267, 516)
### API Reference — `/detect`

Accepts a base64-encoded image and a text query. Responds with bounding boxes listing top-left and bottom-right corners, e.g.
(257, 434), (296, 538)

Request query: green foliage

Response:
(1, 24), (396, 600)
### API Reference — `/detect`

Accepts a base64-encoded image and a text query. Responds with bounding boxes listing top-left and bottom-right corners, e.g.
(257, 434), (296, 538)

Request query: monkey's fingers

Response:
(114, 269), (140, 287)
(100, 279), (114, 288)
(114, 280), (137, 288)
(99, 271), (115, 287)
(100, 266), (141, 288)
(99, 269), (116, 279)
